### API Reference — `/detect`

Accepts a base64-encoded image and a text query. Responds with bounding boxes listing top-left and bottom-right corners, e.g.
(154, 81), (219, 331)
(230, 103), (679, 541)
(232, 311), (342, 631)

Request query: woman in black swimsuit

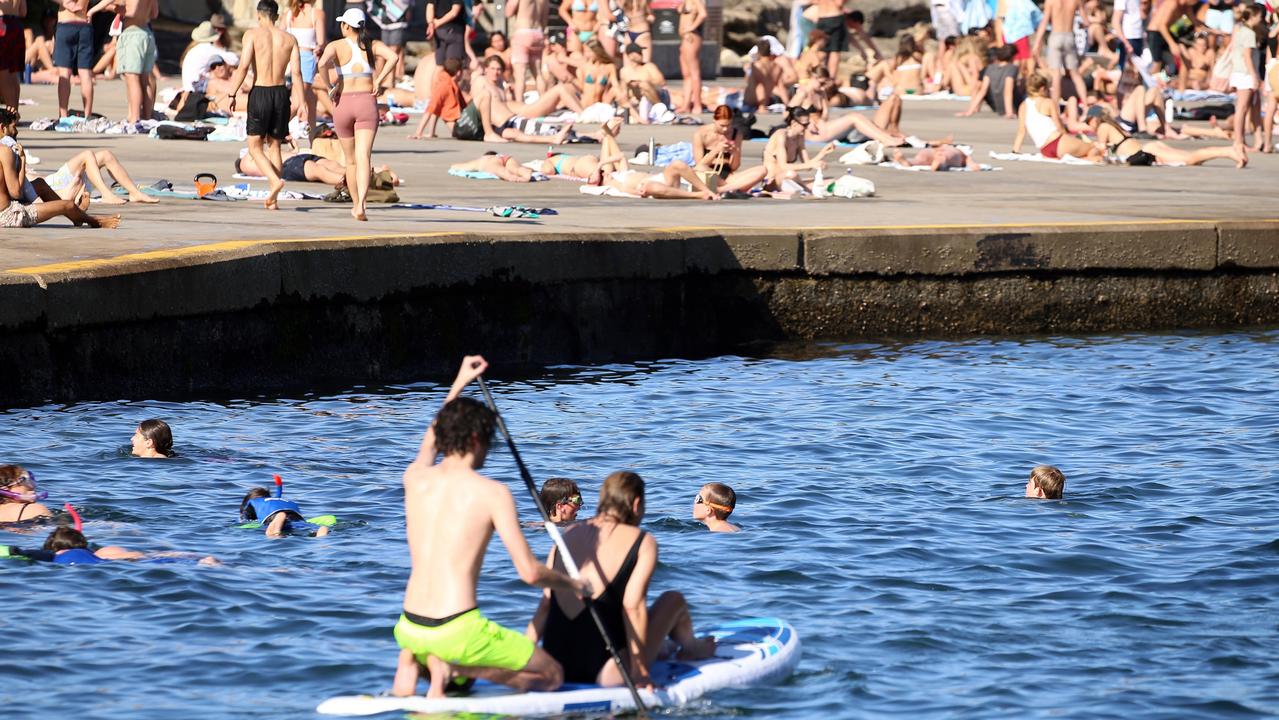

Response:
(529, 471), (717, 687)
(0, 465), (52, 523)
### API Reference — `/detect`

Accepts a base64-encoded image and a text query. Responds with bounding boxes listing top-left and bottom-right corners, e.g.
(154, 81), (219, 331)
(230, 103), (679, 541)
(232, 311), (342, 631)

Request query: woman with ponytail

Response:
(317, 8), (398, 221)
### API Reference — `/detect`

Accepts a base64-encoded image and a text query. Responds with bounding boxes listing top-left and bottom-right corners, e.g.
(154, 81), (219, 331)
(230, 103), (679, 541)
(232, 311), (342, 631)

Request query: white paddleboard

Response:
(317, 616), (801, 716)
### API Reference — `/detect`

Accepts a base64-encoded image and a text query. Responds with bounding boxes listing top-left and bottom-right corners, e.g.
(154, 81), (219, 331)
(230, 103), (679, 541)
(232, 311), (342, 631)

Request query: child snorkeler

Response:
(1025, 465), (1066, 499)
(539, 477), (584, 524)
(239, 476), (333, 537)
(131, 419), (174, 458)
(693, 482), (740, 533)
(4, 505), (218, 565)
(0, 465), (52, 522)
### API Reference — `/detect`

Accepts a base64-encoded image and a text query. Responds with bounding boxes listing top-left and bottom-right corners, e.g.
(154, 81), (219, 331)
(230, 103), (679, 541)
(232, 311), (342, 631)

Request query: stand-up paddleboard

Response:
(317, 617), (800, 717)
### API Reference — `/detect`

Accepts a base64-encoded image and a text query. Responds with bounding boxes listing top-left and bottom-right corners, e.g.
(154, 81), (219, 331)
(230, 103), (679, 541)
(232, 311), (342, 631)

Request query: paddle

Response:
(476, 375), (650, 717)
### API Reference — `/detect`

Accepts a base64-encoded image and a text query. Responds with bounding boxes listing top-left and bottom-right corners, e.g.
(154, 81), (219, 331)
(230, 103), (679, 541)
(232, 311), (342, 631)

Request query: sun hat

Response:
(191, 21), (219, 43)
(337, 7), (366, 27)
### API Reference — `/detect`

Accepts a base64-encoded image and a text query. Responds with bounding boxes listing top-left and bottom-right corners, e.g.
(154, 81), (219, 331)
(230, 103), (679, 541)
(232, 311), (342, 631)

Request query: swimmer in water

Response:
(131, 419), (174, 458)
(391, 355), (588, 699)
(693, 482), (739, 533)
(539, 478), (584, 524)
(1025, 465), (1065, 499)
(0, 465), (52, 522)
(19, 509), (219, 565)
(239, 485), (332, 537)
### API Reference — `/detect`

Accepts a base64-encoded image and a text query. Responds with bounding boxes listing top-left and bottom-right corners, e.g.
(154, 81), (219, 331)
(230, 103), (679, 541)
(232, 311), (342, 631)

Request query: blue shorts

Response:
(54, 22), (95, 72)
(299, 49), (317, 84)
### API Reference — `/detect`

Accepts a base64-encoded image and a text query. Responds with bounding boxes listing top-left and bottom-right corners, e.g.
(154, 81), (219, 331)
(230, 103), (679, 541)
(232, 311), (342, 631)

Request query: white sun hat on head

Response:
(337, 8), (366, 27)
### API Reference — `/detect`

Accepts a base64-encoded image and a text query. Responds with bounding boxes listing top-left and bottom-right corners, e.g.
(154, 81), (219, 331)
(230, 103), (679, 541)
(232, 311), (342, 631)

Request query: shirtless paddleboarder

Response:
(229, 0), (304, 210)
(392, 355), (589, 698)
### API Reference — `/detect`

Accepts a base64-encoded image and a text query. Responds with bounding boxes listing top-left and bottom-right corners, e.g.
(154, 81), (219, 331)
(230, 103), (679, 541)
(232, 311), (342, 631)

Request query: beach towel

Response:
(989, 151), (1097, 165)
(877, 161), (1000, 171)
(580, 184), (641, 198)
(448, 167), (549, 181)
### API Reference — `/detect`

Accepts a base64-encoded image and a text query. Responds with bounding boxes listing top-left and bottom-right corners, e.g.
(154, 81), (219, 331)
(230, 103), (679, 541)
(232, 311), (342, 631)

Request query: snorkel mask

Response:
(0, 470), (48, 503)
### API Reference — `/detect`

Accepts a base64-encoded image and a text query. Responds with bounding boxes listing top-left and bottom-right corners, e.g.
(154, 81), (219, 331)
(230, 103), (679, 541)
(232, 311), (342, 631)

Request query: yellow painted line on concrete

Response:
(6, 218), (1278, 278)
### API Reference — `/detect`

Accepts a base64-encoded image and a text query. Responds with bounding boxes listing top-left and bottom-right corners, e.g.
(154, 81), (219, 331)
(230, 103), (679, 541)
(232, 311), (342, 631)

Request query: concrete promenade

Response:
(2, 82), (1277, 406)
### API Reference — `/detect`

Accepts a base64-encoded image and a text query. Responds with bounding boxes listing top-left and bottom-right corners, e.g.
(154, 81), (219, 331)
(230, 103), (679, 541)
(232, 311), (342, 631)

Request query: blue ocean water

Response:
(2, 330), (1278, 719)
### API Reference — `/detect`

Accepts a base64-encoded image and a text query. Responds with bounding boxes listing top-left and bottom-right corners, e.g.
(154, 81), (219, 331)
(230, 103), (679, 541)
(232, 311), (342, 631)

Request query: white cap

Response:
(337, 7), (365, 27)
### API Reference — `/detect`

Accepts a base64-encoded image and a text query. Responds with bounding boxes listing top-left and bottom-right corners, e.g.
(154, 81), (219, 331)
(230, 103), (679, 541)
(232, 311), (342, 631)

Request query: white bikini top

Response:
(283, 9), (318, 49)
(1024, 98), (1056, 148)
(339, 38), (372, 78)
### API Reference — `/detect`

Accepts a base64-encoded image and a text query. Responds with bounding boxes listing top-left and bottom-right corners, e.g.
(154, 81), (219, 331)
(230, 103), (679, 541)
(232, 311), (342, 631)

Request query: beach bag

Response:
(452, 103), (483, 140)
(172, 91), (212, 122)
(156, 124), (215, 140)
(653, 141), (694, 166)
(839, 140), (884, 165)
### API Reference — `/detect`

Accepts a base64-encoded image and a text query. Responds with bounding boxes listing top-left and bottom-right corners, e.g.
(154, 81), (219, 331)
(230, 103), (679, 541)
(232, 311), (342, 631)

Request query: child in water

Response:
(239, 481), (333, 537)
(131, 419), (174, 458)
(539, 477), (584, 524)
(1025, 465), (1066, 499)
(9, 507), (219, 565)
(693, 482), (740, 533)
(0, 465), (52, 522)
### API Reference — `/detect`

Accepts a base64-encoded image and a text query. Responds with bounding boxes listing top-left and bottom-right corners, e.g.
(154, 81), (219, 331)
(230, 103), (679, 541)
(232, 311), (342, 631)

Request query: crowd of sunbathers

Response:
(1, 0), (1274, 225)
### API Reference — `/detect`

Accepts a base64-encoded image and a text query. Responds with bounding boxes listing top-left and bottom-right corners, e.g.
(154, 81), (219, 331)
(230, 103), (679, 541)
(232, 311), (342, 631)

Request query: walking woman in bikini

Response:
(317, 8), (398, 221)
(282, 0), (326, 140)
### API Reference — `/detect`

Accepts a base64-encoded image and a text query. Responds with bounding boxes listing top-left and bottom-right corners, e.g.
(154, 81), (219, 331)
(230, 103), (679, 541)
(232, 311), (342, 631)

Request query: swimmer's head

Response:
(43, 526), (89, 553)
(239, 487), (273, 520)
(256, 0), (279, 21)
(434, 397), (496, 466)
(540, 477), (583, 523)
(694, 482), (735, 521)
(132, 419), (174, 458)
(1026, 465), (1065, 500)
(597, 471), (644, 525)
(0, 465), (38, 504)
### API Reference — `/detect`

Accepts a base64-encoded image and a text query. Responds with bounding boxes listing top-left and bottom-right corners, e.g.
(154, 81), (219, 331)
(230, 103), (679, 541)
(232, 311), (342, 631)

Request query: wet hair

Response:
(433, 397), (496, 457)
(1029, 465), (1066, 499)
(539, 477), (581, 511)
(596, 471), (644, 525)
(713, 104), (732, 121)
(43, 526), (89, 552)
(484, 54), (507, 72)
(257, 0), (279, 20)
(137, 419), (174, 457)
(1026, 72), (1049, 96)
(701, 482), (736, 519)
(993, 43), (1015, 62)
(0, 464), (31, 488)
(239, 487), (272, 520)
(443, 57), (463, 75)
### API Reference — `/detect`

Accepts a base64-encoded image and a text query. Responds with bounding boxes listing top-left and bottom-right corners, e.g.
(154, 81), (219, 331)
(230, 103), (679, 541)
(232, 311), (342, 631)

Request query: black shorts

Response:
(246, 85), (291, 140)
(1145, 30), (1177, 72)
(816, 15), (849, 53)
(53, 22), (95, 72)
(282, 153), (317, 181)
(434, 23), (466, 64)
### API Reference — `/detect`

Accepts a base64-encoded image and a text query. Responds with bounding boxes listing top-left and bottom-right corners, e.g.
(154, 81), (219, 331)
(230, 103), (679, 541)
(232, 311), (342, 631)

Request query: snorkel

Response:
(64, 503), (84, 532)
(0, 470), (49, 504)
(274, 474), (284, 498)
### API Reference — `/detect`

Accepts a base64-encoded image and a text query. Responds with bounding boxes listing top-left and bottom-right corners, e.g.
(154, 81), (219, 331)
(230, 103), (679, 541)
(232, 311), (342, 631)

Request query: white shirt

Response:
(1120, 0), (1144, 40)
(181, 44), (239, 92)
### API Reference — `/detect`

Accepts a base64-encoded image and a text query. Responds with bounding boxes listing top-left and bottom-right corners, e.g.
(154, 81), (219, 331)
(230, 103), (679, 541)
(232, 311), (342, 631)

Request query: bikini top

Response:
(339, 38), (372, 78)
(284, 9), (318, 49)
(571, 0), (598, 12)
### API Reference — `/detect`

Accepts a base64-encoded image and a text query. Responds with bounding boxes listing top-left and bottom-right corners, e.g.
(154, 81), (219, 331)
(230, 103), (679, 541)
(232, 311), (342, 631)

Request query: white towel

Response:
(989, 151), (1096, 165)
(580, 184), (641, 198)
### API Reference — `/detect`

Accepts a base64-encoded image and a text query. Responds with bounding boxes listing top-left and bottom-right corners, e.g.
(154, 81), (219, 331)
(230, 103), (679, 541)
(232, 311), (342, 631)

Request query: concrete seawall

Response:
(3, 220), (1277, 407)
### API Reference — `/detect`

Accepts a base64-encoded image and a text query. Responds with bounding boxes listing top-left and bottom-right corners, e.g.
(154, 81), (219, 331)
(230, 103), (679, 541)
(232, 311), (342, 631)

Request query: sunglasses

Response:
(695, 492), (732, 513)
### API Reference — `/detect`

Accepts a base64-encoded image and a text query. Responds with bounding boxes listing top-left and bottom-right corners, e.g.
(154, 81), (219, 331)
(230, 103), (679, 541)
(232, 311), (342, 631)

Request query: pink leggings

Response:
(334, 91), (379, 138)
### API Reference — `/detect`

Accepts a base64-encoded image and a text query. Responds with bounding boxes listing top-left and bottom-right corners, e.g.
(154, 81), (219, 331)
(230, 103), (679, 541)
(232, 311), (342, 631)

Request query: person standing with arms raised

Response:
(316, 8), (397, 221)
(229, 0), (305, 211)
(390, 356), (588, 699)
(505, 0), (548, 104)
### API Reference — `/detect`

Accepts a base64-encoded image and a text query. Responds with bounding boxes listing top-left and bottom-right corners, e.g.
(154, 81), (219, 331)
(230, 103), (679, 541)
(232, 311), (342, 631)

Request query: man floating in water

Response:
(392, 355), (588, 698)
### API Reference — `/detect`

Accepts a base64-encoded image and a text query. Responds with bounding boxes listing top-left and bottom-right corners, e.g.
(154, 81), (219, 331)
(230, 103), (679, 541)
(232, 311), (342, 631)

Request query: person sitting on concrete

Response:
(450, 151), (537, 182)
(473, 55), (582, 144)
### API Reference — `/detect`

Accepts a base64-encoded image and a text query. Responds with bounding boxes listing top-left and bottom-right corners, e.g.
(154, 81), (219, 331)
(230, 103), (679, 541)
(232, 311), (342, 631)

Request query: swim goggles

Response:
(558, 494), (583, 508)
(0, 470), (48, 503)
(695, 493), (732, 514)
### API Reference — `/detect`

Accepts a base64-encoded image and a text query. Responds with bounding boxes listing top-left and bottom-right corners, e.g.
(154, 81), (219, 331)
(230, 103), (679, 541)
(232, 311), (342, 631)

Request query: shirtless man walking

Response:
(229, 0), (304, 210)
(505, 0), (549, 103)
(0, 0), (26, 108)
(811, 0), (851, 77)
(54, 0), (97, 118)
(111, 0), (158, 124)
(391, 356), (588, 698)
(1031, 0), (1088, 109)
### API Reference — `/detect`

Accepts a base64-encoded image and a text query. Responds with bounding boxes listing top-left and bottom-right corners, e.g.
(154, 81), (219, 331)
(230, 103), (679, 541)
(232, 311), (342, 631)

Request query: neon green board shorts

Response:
(394, 609), (535, 671)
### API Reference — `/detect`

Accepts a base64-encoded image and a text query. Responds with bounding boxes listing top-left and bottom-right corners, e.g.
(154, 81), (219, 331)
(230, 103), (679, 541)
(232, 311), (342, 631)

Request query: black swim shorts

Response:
(816, 15), (849, 53)
(246, 85), (292, 140)
(282, 153), (317, 181)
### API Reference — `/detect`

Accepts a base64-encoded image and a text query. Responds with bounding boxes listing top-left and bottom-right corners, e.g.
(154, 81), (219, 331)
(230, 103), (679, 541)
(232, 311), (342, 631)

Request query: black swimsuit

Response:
(542, 531), (646, 684)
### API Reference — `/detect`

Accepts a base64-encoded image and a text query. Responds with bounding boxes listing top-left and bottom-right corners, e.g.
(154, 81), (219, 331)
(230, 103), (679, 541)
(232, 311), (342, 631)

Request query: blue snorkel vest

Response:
(53, 548), (104, 565)
(247, 497), (306, 526)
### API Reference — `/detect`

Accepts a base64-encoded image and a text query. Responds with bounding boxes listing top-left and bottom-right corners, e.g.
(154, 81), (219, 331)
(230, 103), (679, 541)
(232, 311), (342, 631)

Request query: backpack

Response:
(452, 103), (483, 141)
